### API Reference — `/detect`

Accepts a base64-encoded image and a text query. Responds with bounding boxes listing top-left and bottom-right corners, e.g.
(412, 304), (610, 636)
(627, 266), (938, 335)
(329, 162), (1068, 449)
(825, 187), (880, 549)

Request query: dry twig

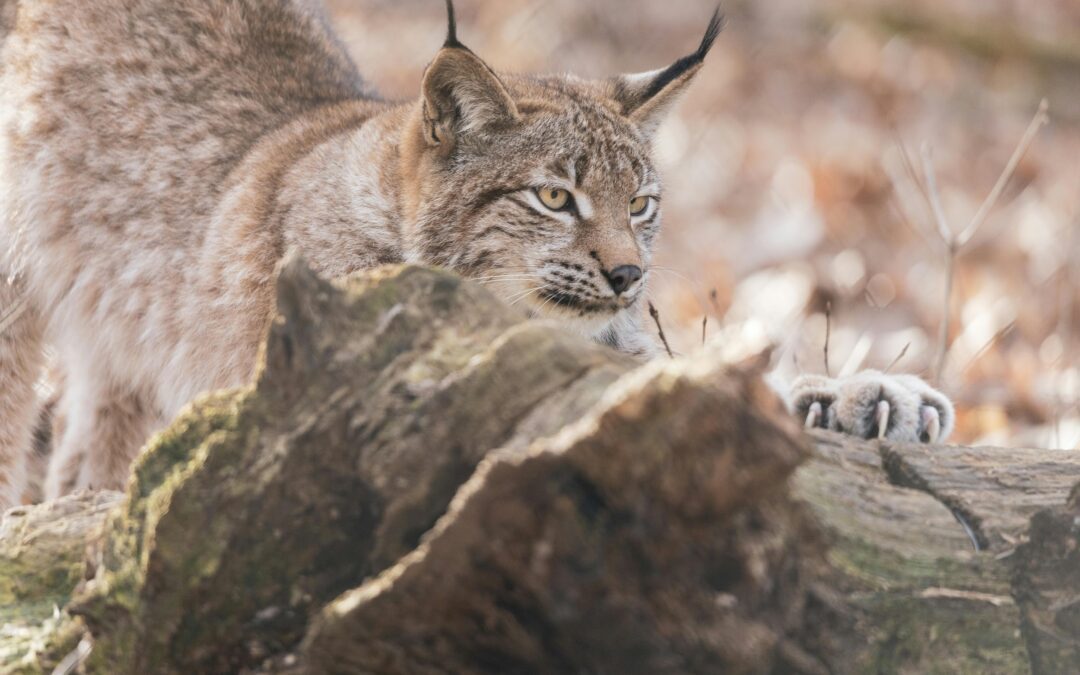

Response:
(961, 321), (1017, 376)
(884, 342), (911, 374)
(890, 99), (1049, 385)
(648, 302), (675, 359)
(823, 301), (833, 377)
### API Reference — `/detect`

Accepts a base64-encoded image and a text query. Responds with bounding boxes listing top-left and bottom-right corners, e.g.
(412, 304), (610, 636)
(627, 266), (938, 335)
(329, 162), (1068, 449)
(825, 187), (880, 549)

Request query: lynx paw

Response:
(792, 370), (953, 443)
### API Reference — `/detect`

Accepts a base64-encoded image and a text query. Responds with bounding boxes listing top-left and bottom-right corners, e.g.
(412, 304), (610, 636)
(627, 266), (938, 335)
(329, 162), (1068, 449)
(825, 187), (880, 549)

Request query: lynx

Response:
(0, 0), (952, 508)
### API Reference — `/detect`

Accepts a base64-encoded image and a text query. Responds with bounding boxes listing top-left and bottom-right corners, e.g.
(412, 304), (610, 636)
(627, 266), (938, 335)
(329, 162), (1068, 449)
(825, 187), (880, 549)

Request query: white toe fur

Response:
(833, 370), (922, 442)
(891, 374), (955, 443)
(788, 371), (953, 444)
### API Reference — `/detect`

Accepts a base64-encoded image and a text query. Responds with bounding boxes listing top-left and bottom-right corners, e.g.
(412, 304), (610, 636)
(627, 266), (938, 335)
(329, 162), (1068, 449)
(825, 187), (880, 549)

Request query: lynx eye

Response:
(536, 187), (572, 212)
(629, 196), (652, 217)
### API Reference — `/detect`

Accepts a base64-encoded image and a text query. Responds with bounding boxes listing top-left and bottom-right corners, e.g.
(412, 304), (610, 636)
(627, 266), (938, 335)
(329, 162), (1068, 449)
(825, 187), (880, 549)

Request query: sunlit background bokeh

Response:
(325, 0), (1080, 448)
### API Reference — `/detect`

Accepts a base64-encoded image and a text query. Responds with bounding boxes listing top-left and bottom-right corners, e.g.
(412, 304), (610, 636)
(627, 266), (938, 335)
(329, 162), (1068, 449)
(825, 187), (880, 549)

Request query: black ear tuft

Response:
(697, 7), (726, 61)
(444, 0), (464, 49)
(640, 7), (724, 101)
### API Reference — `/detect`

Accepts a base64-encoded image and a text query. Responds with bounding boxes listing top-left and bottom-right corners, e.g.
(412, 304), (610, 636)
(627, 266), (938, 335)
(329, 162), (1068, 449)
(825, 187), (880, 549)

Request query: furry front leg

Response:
(45, 382), (161, 498)
(0, 278), (43, 508)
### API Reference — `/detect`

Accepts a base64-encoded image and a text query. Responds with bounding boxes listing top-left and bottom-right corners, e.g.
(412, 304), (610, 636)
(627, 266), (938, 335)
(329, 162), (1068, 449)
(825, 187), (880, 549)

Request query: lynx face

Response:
(411, 79), (660, 334)
(400, 5), (723, 338)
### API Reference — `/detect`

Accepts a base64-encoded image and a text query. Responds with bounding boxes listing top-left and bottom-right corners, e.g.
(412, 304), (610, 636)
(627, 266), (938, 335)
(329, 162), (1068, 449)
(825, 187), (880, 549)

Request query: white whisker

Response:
(650, 266), (715, 316)
(476, 278), (539, 286)
(471, 272), (541, 284)
(531, 286), (557, 317)
(508, 283), (556, 307)
(650, 266), (698, 288)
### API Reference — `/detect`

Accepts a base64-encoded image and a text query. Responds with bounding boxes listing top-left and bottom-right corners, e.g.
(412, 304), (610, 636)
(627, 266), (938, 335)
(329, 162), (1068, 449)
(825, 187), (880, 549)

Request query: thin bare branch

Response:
(957, 99), (1050, 248)
(916, 143), (958, 385)
(885, 178), (939, 252)
(961, 320), (1017, 376)
(907, 101), (1048, 386)
(839, 332), (874, 378)
(884, 342), (911, 374)
(824, 301), (833, 378)
(892, 134), (942, 244)
(919, 144), (955, 246)
(648, 302), (674, 359)
(935, 254), (956, 385)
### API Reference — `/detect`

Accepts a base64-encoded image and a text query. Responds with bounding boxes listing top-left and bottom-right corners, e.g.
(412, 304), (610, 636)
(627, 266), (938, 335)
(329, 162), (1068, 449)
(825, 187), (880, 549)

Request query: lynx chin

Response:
(0, 0), (952, 508)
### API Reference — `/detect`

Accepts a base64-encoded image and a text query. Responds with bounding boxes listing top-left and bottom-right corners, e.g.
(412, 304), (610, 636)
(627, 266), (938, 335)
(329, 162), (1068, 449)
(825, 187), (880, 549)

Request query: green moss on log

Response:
(0, 491), (122, 674)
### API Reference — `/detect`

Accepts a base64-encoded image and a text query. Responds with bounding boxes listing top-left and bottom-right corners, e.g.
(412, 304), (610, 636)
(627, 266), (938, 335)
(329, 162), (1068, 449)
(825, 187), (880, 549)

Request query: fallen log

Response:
(0, 491), (121, 673)
(0, 262), (1076, 674)
(796, 433), (1027, 673)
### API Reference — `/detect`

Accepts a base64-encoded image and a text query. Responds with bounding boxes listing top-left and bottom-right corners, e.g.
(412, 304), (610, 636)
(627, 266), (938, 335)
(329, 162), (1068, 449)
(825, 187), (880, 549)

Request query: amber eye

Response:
(536, 187), (572, 212)
(629, 196), (651, 217)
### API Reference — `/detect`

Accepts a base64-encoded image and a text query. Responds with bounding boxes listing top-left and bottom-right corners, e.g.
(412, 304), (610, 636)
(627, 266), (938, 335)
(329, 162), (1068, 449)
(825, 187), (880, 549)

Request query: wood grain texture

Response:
(881, 441), (1080, 550)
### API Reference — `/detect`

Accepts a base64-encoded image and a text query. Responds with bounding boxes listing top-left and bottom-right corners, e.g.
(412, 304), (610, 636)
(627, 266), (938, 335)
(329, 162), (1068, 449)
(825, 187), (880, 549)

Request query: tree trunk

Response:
(0, 261), (1077, 674)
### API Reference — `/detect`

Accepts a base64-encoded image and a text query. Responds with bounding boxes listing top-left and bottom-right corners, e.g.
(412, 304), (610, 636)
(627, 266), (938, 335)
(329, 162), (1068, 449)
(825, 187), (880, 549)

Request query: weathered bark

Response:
(881, 441), (1080, 551)
(0, 262), (1077, 674)
(71, 261), (640, 674)
(0, 491), (121, 673)
(69, 260), (828, 674)
(1011, 485), (1080, 673)
(796, 434), (1028, 673)
(298, 353), (820, 675)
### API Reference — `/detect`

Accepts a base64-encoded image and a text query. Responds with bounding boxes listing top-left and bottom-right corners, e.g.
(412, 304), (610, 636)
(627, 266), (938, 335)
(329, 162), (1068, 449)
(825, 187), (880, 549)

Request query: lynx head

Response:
(400, 1), (722, 338)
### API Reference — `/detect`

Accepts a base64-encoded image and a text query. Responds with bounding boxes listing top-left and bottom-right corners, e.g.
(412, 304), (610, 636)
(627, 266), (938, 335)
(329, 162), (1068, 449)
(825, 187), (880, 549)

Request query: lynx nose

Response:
(606, 265), (643, 295)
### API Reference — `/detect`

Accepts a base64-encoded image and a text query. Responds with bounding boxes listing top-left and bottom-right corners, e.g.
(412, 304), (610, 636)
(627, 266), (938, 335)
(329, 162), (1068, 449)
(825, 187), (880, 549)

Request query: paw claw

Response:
(893, 374), (955, 443)
(921, 405), (941, 444)
(790, 371), (953, 444)
(791, 374), (838, 432)
(830, 370), (918, 441)
(875, 399), (890, 440)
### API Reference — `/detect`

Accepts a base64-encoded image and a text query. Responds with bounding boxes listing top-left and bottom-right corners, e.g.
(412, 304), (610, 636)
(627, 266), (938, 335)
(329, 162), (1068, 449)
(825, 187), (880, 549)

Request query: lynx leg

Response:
(45, 382), (159, 498)
(0, 279), (44, 509)
(22, 385), (62, 504)
(41, 388), (83, 499)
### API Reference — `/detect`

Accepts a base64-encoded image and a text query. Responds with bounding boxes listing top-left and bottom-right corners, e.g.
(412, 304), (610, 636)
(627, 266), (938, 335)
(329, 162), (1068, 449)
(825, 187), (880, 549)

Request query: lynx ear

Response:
(611, 9), (723, 138)
(420, 0), (519, 149)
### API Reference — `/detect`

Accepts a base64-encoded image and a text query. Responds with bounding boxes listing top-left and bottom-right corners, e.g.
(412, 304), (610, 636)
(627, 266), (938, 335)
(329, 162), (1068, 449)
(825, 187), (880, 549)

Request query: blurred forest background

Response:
(324, 0), (1080, 449)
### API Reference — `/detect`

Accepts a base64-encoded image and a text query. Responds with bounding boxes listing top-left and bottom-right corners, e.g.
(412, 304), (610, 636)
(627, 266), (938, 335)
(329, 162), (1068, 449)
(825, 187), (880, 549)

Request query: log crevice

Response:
(879, 441), (992, 551)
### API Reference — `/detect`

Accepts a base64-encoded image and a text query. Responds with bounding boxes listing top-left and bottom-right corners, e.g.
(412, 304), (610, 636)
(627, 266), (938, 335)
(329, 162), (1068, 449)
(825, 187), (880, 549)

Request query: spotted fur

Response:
(0, 0), (719, 505)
